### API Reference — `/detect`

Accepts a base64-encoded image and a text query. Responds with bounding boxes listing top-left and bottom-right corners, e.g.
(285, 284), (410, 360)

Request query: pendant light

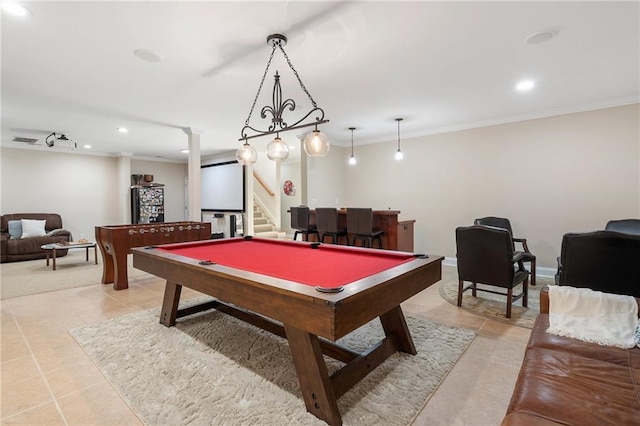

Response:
(394, 118), (404, 160)
(303, 125), (330, 157)
(236, 141), (257, 165)
(348, 127), (356, 165)
(266, 133), (289, 161)
(238, 34), (330, 164)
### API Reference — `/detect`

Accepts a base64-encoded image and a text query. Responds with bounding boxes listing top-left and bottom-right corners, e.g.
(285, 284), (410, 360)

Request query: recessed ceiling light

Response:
(516, 80), (535, 91)
(2, 3), (32, 17)
(134, 49), (161, 63)
(524, 31), (556, 45)
(117, 127), (128, 133)
(180, 149), (189, 153)
(84, 145), (92, 149)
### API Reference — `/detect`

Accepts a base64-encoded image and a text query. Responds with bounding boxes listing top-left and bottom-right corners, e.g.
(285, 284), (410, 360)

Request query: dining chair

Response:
(290, 206), (319, 242)
(316, 208), (348, 244)
(346, 208), (384, 248)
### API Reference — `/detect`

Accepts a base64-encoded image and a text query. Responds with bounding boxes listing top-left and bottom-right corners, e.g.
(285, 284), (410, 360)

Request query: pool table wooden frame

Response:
(132, 237), (443, 425)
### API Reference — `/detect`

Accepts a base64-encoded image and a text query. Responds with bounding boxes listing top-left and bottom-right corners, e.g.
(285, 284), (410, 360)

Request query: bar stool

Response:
(346, 208), (384, 248)
(316, 208), (348, 244)
(290, 206), (319, 242)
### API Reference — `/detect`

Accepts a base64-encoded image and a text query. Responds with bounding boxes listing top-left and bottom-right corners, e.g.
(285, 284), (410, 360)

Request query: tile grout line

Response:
(9, 312), (70, 425)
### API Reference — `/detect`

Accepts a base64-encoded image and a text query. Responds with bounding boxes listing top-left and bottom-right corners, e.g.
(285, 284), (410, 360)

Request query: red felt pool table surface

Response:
(157, 237), (414, 288)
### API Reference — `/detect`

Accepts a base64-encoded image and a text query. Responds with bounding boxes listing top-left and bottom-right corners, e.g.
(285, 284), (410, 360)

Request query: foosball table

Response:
(95, 221), (211, 290)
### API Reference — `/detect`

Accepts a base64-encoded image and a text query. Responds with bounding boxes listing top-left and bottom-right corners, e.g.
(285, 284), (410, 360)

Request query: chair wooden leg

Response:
(506, 288), (513, 318)
(530, 259), (537, 286)
(457, 280), (464, 306)
(293, 231), (299, 241)
(523, 277), (529, 308)
(471, 282), (477, 297)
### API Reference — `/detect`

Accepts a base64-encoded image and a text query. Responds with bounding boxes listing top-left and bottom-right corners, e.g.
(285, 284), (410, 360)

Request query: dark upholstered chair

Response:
(290, 206), (319, 242)
(455, 225), (529, 318)
(346, 208), (384, 248)
(556, 231), (640, 297)
(316, 208), (348, 244)
(555, 219), (640, 283)
(605, 219), (640, 235)
(474, 216), (536, 286)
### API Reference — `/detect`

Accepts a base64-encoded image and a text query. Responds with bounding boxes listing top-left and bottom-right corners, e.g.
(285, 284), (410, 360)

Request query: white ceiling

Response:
(2, 1), (639, 162)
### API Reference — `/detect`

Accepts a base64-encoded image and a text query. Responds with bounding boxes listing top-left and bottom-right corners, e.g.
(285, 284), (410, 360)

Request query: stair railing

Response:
(254, 171), (274, 197)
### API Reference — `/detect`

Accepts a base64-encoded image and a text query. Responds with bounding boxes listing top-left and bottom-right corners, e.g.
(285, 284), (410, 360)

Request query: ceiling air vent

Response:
(12, 136), (39, 144)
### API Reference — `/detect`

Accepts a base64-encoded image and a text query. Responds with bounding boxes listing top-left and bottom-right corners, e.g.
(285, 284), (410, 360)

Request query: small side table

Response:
(41, 242), (98, 271)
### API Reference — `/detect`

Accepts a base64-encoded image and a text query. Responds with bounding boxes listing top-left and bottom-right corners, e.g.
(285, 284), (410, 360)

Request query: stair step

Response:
(254, 223), (275, 233)
(254, 217), (269, 225)
(254, 230), (279, 239)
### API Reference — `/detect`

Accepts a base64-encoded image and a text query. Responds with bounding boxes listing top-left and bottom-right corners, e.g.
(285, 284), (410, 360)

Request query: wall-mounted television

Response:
(200, 161), (245, 212)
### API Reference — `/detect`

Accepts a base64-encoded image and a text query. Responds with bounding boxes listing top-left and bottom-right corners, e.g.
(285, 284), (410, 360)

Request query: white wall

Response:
(3, 104), (637, 267)
(131, 159), (187, 222)
(1, 148), (188, 240)
(281, 161), (302, 235)
(306, 145), (348, 209)
(339, 104), (640, 268)
(0, 148), (121, 240)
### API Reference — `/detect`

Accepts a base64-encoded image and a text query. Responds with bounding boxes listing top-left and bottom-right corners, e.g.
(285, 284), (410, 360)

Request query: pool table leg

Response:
(284, 324), (342, 426)
(160, 281), (182, 327)
(380, 305), (417, 355)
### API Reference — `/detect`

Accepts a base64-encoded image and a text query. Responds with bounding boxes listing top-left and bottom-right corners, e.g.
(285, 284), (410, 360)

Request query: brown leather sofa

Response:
(0, 213), (72, 263)
(503, 289), (640, 425)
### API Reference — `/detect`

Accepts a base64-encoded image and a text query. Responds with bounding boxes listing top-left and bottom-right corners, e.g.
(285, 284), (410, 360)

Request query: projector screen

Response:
(201, 161), (245, 212)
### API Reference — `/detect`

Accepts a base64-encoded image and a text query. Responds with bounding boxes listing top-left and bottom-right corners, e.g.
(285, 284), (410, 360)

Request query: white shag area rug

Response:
(71, 299), (476, 425)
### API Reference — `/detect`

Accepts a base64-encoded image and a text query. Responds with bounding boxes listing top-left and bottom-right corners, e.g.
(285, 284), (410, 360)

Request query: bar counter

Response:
(308, 209), (413, 251)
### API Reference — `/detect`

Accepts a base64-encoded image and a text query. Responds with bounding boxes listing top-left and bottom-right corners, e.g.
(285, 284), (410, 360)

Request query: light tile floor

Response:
(1, 265), (531, 425)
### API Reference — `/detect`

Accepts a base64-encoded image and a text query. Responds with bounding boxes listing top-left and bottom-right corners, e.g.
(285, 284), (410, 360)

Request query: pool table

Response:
(132, 237), (443, 425)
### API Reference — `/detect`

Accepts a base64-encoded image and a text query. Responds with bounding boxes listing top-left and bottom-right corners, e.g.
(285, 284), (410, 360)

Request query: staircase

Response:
(253, 203), (279, 238)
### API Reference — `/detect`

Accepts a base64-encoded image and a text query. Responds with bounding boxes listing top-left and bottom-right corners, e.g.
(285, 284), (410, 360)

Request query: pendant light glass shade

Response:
(266, 136), (289, 161)
(395, 149), (403, 160)
(303, 130), (330, 157)
(236, 142), (257, 165)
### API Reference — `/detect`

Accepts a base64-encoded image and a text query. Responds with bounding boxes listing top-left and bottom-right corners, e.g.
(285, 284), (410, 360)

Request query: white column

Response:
(117, 152), (133, 224)
(274, 161), (282, 231)
(244, 163), (254, 235)
(183, 127), (204, 222)
(297, 134), (308, 206)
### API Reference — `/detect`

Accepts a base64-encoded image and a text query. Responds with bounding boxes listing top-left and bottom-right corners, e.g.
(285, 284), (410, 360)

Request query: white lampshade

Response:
(348, 155), (356, 165)
(236, 143), (257, 165)
(303, 130), (330, 157)
(266, 137), (290, 161)
(395, 149), (403, 160)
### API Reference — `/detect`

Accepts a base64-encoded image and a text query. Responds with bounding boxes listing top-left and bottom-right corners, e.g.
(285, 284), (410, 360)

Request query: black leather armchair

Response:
(456, 225), (529, 318)
(474, 216), (536, 286)
(605, 219), (640, 235)
(556, 230), (640, 297)
(556, 219), (640, 283)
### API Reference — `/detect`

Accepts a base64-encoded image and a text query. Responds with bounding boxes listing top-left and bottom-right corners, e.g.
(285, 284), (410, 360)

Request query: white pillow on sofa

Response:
(21, 219), (46, 238)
